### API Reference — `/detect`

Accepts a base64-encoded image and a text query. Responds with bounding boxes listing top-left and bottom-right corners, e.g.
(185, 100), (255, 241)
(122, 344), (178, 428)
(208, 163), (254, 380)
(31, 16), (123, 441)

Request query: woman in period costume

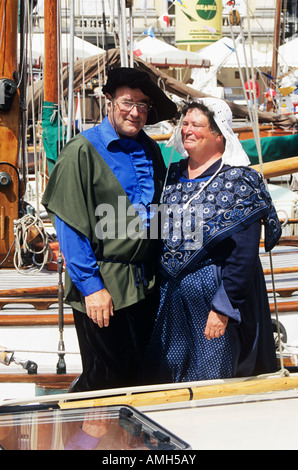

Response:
(140, 98), (281, 384)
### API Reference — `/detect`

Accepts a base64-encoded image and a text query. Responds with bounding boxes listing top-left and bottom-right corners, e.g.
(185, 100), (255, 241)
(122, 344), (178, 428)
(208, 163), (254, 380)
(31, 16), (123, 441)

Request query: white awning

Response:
(23, 33), (105, 63)
(196, 37), (272, 68)
(134, 36), (210, 68)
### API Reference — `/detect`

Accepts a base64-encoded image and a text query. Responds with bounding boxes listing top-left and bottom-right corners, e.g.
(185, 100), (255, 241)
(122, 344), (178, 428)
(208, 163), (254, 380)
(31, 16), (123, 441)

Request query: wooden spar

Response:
(44, 0), (58, 104)
(0, 0), (20, 268)
(59, 375), (298, 410)
(251, 156), (298, 179)
(272, 0), (282, 86)
(151, 127), (294, 143)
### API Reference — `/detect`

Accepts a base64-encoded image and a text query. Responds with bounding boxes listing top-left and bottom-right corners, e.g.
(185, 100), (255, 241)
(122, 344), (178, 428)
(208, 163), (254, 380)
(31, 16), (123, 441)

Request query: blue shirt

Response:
(55, 116), (156, 296)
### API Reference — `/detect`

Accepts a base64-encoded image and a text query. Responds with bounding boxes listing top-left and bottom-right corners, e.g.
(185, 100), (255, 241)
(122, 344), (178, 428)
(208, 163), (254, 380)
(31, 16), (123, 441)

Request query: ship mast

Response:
(44, 0), (58, 105)
(42, 0), (63, 175)
(0, 0), (19, 167)
(0, 0), (20, 268)
(272, 0), (282, 87)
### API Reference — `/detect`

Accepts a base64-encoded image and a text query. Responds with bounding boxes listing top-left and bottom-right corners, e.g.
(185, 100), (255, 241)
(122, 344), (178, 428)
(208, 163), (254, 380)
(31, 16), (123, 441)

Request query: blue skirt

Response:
(139, 264), (233, 384)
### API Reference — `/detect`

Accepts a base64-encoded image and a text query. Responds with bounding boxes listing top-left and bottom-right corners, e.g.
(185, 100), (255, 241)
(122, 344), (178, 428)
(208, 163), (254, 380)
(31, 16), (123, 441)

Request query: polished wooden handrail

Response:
(0, 313), (74, 326)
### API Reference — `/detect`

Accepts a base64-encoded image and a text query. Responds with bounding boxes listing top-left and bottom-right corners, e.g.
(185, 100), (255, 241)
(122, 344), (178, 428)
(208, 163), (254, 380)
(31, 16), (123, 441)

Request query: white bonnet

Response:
(166, 97), (250, 167)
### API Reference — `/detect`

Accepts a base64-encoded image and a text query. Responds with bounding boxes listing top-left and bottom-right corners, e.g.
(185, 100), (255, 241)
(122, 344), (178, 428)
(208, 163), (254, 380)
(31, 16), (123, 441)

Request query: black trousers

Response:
(70, 292), (159, 392)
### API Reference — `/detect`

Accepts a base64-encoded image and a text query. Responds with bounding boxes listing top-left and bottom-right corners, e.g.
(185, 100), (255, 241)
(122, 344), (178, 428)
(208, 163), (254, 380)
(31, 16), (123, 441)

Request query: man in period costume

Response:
(42, 67), (177, 392)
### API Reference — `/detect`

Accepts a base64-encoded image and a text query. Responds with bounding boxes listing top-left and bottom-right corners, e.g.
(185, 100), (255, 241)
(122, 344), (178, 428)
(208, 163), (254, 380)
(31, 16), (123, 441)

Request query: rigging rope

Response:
(243, 0), (289, 377)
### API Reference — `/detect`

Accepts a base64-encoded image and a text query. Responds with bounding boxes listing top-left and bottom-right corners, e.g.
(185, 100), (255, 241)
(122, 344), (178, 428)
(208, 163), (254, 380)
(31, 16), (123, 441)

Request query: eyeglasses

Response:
(114, 99), (152, 113)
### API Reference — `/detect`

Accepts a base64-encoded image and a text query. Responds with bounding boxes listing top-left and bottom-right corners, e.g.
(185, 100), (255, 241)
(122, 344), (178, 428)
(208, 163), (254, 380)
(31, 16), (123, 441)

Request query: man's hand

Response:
(204, 310), (229, 340)
(85, 288), (114, 327)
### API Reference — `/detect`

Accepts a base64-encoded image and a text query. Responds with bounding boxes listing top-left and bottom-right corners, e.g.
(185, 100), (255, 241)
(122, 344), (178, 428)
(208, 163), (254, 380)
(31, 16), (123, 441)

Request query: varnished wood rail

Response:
(0, 313), (74, 326)
(0, 298), (60, 310)
(269, 301), (298, 313)
(0, 372), (77, 389)
(263, 266), (298, 276)
(0, 286), (60, 297)
(267, 286), (298, 297)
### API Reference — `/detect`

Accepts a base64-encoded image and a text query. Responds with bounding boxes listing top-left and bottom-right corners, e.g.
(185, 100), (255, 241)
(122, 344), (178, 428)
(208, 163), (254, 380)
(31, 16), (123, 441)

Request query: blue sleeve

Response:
(211, 221), (261, 322)
(55, 215), (104, 296)
(221, 221), (262, 307)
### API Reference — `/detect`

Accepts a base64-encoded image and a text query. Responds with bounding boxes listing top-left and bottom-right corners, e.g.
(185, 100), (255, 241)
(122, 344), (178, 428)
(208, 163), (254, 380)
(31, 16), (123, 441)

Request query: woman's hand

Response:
(204, 310), (228, 340)
(85, 288), (114, 327)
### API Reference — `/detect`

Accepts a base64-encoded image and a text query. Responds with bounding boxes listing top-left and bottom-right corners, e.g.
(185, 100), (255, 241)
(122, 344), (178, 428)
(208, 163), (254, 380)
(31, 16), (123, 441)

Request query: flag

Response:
(262, 72), (275, 81)
(159, 14), (170, 28)
(133, 48), (142, 57)
(175, 0), (187, 8)
(144, 26), (155, 38)
(279, 86), (297, 97)
(75, 92), (82, 132)
(223, 42), (235, 52)
(202, 25), (216, 34)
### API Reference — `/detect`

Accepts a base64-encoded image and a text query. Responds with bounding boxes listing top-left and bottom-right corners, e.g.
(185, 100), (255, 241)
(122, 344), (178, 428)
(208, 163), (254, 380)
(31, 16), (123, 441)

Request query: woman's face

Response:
(181, 107), (221, 156)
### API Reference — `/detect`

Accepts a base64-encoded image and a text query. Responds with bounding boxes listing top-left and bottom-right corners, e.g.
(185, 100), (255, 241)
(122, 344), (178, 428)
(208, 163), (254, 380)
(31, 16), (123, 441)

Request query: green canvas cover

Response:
(42, 101), (65, 174)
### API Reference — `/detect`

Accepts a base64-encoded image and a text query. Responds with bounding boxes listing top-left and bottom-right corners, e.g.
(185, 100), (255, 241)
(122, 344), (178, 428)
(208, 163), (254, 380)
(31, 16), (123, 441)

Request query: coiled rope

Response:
(13, 213), (52, 273)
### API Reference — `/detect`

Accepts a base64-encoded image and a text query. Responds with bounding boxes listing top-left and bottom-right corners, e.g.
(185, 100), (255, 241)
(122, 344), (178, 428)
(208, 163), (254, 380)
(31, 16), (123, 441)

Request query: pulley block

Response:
(0, 78), (17, 113)
(229, 9), (240, 26)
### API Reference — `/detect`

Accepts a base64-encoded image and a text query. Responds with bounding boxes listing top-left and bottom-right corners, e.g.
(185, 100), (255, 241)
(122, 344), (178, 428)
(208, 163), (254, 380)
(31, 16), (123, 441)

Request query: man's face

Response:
(107, 86), (151, 138)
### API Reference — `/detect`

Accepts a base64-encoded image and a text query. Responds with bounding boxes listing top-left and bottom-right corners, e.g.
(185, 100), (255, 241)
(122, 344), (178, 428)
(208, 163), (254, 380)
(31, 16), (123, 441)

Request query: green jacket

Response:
(42, 133), (166, 313)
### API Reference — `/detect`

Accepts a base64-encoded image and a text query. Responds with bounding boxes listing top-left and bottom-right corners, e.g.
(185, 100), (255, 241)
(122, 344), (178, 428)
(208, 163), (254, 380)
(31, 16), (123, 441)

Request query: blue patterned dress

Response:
(139, 159), (281, 384)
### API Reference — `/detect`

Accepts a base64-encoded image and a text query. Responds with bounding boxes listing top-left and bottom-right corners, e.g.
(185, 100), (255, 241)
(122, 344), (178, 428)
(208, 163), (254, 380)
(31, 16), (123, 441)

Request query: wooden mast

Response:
(44, 0), (58, 105)
(42, 0), (62, 174)
(272, 0), (282, 86)
(0, 0), (19, 167)
(0, 0), (20, 267)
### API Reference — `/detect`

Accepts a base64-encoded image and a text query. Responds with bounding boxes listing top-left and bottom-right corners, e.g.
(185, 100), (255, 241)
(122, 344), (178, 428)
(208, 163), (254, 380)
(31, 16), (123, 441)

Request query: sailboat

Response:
(0, 0), (82, 392)
(1, 0), (298, 450)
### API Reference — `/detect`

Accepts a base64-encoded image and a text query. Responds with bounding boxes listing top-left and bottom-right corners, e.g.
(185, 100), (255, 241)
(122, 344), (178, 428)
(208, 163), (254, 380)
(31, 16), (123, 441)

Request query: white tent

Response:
(279, 37), (298, 68)
(195, 37), (271, 69)
(223, 44), (272, 68)
(134, 36), (210, 68)
(195, 37), (236, 67)
(27, 33), (105, 63)
(192, 38), (237, 94)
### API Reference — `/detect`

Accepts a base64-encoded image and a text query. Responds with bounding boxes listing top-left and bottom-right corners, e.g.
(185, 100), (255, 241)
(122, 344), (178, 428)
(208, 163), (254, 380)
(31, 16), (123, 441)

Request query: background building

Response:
(32, 1), (298, 105)
(33, 0), (297, 51)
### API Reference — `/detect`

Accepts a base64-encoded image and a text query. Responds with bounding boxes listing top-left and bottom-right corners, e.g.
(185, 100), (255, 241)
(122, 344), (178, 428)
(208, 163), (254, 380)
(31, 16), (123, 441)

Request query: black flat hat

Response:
(102, 67), (177, 125)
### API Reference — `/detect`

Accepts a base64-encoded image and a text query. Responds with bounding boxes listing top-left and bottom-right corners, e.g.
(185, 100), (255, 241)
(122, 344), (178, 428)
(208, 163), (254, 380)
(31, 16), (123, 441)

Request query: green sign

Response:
(196, 0), (217, 21)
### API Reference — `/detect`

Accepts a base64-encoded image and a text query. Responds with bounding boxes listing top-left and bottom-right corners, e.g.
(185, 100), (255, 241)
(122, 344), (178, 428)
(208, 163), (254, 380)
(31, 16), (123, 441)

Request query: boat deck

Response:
(0, 267), (81, 396)
(0, 247), (297, 449)
(0, 241), (297, 400)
